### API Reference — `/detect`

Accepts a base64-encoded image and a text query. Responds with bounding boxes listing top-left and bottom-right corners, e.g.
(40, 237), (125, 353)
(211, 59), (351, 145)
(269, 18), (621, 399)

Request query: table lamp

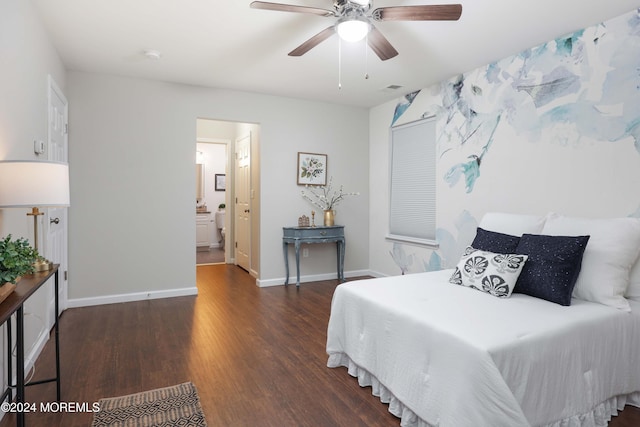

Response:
(0, 160), (70, 270)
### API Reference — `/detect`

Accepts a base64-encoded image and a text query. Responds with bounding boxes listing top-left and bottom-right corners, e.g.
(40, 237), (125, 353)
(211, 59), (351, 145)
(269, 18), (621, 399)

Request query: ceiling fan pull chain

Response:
(364, 34), (369, 80)
(338, 37), (342, 90)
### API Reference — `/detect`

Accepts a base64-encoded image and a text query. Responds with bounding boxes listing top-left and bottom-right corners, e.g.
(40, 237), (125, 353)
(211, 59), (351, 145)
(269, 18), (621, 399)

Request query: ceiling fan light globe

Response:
(350, 0), (370, 6)
(336, 19), (370, 42)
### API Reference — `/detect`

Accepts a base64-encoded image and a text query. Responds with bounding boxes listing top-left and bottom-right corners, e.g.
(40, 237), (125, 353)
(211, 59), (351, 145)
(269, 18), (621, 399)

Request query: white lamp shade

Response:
(0, 160), (70, 208)
(336, 19), (370, 43)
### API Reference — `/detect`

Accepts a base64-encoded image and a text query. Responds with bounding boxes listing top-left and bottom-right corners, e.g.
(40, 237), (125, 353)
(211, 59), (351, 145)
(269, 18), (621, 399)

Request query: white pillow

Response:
(542, 214), (640, 311)
(478, 212), (546, 237)
(626, 255), (640, 301)
(449, 246), (528, 298)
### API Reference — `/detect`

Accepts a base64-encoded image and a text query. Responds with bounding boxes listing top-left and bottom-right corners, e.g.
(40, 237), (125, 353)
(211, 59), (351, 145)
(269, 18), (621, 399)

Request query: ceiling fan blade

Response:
(250, 1), (335, 17)
(372, 4), (462, 21)
(289, 26), (336, 56)
(367, 26), (398, 61)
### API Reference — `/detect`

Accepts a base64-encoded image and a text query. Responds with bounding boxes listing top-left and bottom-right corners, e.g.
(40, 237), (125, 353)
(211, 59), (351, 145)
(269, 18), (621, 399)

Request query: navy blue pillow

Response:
(471, 228), (520, 254)
(514, 234), (590, 306)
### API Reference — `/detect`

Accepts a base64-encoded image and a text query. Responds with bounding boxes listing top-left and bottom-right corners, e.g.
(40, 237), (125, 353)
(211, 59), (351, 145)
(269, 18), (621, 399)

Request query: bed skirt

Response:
(328, 353), (640, 427)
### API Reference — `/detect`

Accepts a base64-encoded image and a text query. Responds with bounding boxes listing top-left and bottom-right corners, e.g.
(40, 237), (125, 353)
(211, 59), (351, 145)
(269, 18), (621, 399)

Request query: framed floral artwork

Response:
(297, 152), (327, 186)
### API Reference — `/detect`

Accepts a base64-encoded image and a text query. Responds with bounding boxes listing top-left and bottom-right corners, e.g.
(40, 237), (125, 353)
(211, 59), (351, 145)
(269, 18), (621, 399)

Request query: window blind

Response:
(389, 117), (437, 243)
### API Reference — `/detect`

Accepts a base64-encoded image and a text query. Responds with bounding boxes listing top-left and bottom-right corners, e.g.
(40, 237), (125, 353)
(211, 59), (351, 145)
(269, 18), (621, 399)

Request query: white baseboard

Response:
(67, 287), (199, 308)
(256, 269), (374, 287)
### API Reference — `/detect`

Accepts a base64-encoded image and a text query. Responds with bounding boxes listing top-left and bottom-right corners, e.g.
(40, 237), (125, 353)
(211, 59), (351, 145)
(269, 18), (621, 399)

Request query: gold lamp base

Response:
(27, 207), (55, 272)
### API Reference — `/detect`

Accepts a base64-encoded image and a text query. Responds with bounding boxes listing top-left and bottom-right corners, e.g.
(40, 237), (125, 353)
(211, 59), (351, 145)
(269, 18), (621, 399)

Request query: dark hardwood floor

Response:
(1, 264), (639, 426)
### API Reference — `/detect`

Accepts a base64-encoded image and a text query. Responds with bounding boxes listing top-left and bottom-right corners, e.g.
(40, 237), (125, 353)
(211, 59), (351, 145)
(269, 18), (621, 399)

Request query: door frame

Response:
(195, 119), (260, 278)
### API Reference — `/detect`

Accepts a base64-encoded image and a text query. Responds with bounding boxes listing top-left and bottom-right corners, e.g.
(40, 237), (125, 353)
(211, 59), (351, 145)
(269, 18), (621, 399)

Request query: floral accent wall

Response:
(379, 8), (640, 275)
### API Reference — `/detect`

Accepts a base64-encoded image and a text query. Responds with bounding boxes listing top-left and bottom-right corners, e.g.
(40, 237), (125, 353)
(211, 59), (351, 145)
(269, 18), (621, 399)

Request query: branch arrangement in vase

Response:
(301, 176), (359, 211)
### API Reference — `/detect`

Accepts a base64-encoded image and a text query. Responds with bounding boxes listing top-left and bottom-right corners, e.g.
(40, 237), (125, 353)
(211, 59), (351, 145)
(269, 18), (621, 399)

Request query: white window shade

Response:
(388, 117), (437, 245)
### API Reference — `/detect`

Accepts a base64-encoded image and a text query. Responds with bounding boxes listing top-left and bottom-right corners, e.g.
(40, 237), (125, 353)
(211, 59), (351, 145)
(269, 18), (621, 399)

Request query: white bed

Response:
(326, 269), (640, 426)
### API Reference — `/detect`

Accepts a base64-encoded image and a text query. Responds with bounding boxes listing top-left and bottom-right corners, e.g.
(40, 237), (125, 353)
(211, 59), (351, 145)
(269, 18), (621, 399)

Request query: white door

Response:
(235, 134), (251, 272)
(45, 76), (69, 321)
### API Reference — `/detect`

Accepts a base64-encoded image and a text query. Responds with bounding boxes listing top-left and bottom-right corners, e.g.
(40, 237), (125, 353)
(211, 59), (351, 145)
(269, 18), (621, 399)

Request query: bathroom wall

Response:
(196, 142), (226, 246)
(369, 7), (640, 276)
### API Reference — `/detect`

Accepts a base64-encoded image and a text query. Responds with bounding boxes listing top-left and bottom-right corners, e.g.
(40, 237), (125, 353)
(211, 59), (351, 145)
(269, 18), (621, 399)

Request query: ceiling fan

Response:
(250, 0), (462, 61)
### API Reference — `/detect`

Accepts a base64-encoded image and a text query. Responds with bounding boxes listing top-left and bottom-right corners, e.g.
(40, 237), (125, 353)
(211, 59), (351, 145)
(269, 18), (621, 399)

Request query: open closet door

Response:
(235, 133), (251, 272)
(46, 75), (69, 321)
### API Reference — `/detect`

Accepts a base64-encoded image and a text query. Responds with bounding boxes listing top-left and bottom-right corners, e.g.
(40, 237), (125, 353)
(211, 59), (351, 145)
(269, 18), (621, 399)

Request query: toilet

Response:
(214, 210), (225, 250)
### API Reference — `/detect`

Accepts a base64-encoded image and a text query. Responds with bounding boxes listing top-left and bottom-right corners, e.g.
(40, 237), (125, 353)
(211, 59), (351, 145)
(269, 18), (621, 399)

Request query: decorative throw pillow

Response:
(542, 214), (640, 311)
(449, 246), (528, 298)
(471, 228), (520, 254)
(478, 212), (546, 237)
(514, 234), (590, 306)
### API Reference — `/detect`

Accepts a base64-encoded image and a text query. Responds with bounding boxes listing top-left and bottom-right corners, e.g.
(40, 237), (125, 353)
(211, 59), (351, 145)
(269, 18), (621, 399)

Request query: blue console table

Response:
(282, 226), (345, 287)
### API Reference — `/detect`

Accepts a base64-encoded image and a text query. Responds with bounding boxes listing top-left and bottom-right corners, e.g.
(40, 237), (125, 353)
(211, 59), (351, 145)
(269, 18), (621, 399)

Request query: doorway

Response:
(195, 118), (261, 278)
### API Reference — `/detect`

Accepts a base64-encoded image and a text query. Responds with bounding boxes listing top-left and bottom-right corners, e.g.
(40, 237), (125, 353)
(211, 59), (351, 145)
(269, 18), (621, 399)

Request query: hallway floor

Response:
(196, 247), (225, 264)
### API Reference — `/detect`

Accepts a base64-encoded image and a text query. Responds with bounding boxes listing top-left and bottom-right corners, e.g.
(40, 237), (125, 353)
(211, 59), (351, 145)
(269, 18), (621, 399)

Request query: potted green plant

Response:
(0, 234), (39, 285)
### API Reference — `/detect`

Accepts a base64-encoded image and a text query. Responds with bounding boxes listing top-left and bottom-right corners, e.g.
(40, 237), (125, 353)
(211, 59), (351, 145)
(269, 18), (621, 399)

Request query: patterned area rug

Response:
(92, 382), (207, 426)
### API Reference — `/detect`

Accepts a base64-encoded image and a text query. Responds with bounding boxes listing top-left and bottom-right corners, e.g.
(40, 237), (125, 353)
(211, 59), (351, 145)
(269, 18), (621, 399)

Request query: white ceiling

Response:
(33, 0), (640, 108)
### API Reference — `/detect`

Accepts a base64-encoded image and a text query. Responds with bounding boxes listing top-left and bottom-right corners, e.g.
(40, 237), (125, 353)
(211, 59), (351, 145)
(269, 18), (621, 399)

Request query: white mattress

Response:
(326, 270), (640, 427)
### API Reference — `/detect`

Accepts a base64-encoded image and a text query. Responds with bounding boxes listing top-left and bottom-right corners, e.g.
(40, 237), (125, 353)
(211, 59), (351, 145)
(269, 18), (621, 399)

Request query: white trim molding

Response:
(67, 287), (198, 308)
(256, 269), (374, 287)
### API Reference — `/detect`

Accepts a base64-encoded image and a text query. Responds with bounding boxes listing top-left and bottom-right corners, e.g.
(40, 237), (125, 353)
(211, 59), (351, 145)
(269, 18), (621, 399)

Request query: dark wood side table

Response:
(282, 226), (345, 287)
(0, 265), (61, 427)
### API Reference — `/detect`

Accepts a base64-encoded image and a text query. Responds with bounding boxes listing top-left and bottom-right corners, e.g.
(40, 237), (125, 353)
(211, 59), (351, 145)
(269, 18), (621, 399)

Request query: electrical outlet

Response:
(302, 248), (309, 258)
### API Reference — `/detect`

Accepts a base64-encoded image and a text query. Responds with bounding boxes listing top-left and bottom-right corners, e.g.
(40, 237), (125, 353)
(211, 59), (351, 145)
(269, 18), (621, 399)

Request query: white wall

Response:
(67, 71), (369, 302)
(0, 0), (67, 410)
(196, 143), (227, 212)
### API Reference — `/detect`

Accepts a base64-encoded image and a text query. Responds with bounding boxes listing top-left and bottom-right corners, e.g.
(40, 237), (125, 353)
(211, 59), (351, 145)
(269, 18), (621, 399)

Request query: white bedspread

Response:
(326, 270), (640, 427)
